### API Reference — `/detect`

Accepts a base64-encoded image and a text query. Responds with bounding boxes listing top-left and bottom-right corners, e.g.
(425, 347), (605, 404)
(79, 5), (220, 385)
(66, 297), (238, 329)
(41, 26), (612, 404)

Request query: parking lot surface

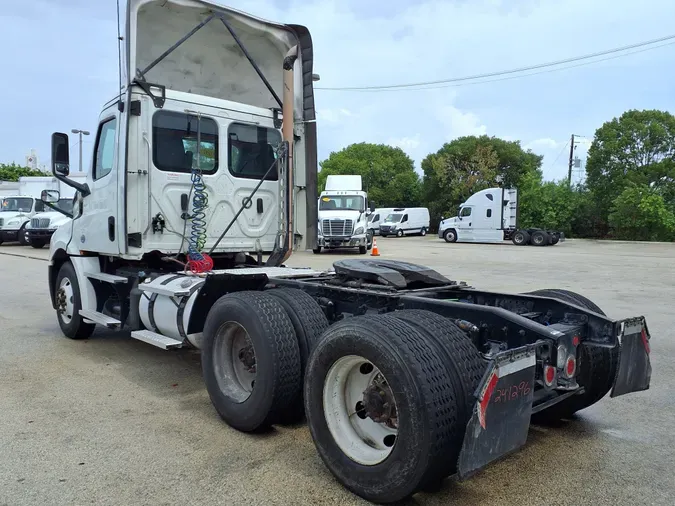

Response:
(1, 237), (673, 505)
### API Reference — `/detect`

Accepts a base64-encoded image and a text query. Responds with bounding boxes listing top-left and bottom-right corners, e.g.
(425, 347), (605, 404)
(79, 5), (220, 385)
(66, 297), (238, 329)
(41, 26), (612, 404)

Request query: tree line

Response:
(319, 109), (675, 241)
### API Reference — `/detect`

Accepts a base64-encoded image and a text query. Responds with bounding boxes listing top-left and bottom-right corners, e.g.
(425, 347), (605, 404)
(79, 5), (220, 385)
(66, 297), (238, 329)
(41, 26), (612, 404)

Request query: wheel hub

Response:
(238, 343), (256, 373)
(362, 375), (397, 428)
(56, 287), (67, 314)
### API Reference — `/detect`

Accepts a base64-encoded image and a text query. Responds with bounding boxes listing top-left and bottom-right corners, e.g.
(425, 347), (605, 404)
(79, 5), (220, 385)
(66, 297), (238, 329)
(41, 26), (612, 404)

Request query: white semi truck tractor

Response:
(43, 1), (652, 503)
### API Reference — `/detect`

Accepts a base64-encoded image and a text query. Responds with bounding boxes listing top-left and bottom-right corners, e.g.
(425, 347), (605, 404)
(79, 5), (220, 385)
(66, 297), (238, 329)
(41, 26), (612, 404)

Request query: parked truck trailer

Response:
(42, 1), (651, 503)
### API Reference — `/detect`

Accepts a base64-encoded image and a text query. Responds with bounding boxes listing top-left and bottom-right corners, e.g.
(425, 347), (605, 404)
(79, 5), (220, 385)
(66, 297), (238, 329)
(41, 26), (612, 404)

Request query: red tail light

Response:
(544, 365), (556, 387)
(565, 355), (576, 378)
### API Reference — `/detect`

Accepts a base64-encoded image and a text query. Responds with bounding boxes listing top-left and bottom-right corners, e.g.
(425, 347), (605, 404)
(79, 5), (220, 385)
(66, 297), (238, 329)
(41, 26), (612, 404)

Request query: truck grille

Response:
(322, 219), (353, 237)
(31, 218), (50, 229)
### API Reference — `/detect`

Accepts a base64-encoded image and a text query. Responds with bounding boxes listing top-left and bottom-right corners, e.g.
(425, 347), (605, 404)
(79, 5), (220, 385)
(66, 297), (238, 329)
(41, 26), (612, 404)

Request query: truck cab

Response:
(0, 195), (46, 245)
(315, 175), (373, 254)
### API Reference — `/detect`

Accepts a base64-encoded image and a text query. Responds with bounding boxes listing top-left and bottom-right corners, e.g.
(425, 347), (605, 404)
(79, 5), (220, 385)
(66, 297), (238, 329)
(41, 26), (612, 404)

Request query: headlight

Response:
(6, 220), (21, 227)
(354, 226), (364, 235)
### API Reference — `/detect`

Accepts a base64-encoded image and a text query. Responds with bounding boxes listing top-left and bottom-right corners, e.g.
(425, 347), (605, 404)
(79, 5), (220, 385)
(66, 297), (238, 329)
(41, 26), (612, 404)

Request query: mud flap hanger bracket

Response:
(133, 11), (282, 110)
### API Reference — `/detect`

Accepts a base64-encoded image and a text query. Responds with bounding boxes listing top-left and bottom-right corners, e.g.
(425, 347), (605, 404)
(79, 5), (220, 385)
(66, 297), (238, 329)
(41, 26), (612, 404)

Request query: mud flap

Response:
(611, 316), (651, 398)
(457, 345), (537, 480)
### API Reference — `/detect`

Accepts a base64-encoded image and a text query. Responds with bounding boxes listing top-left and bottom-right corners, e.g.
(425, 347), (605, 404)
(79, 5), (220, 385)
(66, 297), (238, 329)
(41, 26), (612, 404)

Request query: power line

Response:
(316, 34), (675, 91)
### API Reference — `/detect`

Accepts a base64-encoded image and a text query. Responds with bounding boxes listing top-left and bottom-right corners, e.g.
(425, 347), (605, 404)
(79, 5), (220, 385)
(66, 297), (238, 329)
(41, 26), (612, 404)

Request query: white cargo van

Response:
(367, 208), (396, 236)
(379, 207), (430, 237)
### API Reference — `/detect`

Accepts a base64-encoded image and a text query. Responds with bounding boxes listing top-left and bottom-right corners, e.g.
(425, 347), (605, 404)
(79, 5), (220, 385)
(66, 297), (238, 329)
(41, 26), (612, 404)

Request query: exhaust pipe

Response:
(278, 45), (298, 265)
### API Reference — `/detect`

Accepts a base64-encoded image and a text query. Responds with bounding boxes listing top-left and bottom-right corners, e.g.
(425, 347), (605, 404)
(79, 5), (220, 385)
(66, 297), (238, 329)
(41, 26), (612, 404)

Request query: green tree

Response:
(319, 143), (421, 208)
(608, 184), (675, 241)
(0, 163), (46, 181)
(421, 135), (543, 225)
(586, 109), (675, 228)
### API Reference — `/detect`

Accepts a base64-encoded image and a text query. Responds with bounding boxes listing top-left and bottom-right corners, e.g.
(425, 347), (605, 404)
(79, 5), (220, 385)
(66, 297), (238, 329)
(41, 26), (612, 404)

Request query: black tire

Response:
(530, 230), (547, 246)
(18, 224), (29, 246)
(313, 247), (321, 254)
(391, 310), (484, 483)
(55, 262), (96, 340)
(420, 227), (427, 236)
(265, 288), (329, 423)
(359, 245), (367, 254)
(526, 289), (619, 423)
(367, 231), (373, 251)
(381, 234), (388, 237)
(551, 235), (560, 245)
(31, 239), (47, 249)
(443, 229), (457, 243)
(512, 230), (530, 246)
(304, 315), (458, 503)
(201, 291), (302, 432)
(396, 229), (404, 237)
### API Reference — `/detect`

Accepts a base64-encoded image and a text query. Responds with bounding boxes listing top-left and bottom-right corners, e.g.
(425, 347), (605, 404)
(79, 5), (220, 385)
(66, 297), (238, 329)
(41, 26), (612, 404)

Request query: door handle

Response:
(108, 216), (115, 241)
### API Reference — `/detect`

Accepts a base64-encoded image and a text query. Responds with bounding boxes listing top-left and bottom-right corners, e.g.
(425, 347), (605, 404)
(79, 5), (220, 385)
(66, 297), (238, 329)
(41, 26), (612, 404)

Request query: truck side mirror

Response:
(370, 204), (375, 212)
(41, 189), (60, 203)
(51, 132), (70, 177)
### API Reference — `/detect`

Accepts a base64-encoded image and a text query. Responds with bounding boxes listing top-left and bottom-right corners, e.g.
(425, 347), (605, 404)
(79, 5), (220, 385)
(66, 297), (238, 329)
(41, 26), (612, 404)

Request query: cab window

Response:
(461, 207), (472, 217)
(153, 111), (218, 174)
(402, 214), (409, 222)
(93, 117), (118, 180)
(228, 123), (282, 181)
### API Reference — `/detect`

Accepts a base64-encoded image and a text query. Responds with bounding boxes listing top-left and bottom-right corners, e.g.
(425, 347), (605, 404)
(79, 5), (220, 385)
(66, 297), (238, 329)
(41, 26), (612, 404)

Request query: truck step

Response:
(85, 272), (128, 284)
(130, 330), (183, 350)
(138, 284), (191, 297)
(79, 309), (121, 329)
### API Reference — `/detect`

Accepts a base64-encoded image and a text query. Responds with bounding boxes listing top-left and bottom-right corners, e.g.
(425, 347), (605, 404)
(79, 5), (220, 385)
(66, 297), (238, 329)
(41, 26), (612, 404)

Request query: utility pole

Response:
(567, 134), (575, 187)
(71, 129), (90, 172)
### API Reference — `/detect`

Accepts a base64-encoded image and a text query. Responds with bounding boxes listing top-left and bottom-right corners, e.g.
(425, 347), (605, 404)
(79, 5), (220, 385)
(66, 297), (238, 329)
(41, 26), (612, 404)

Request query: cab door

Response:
(455, 206), (476, 242)
(76, 104), (121, 255)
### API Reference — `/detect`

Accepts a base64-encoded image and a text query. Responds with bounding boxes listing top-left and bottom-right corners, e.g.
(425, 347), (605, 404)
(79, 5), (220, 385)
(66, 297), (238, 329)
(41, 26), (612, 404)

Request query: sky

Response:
(1, 0), (674, 182)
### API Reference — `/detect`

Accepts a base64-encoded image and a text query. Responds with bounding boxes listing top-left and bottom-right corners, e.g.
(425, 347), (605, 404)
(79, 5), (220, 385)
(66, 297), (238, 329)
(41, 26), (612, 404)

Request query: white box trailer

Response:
(438, 187), (564, 246)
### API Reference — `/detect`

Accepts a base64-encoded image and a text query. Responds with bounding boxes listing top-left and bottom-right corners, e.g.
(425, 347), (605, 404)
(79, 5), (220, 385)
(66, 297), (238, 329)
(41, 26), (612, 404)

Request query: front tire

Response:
(443, 229), (457, 243)
(201, 291), (302, 432)
(420, 228), (427, 236)
(54, 262), (95, 340)
(18, 224), (29, 246)
(304, 315), (458, 503)
(396, 229), (404, 237)
(313, 247), (322, 254)
(31, 239), (47, 249)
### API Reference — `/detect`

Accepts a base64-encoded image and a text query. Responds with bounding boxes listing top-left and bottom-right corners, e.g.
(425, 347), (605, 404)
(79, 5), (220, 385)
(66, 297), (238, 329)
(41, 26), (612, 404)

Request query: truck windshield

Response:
(320, 196), (364, 211)
(384, 213), (402, 223)
(1, 198), (33, 212)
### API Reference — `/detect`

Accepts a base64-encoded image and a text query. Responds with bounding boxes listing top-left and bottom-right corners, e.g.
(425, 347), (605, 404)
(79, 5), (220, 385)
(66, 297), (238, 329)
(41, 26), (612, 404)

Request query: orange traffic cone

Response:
(371, 238), (380, 256)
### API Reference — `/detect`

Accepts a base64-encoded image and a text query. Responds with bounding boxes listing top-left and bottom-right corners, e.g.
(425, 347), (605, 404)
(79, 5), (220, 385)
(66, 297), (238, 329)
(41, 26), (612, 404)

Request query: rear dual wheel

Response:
(201, 289), (328, 431)
(305, 311), (483, 503)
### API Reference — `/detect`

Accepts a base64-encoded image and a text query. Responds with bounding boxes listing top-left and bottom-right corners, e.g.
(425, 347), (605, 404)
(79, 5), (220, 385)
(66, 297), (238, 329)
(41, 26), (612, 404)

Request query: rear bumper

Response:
(458, 316), (651, 478)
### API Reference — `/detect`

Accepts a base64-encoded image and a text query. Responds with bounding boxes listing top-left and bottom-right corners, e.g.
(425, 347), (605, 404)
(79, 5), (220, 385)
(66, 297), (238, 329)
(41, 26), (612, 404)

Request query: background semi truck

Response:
(438, 187), (564, 246)
(315, 174), (373, 254)
(41, 1), (651, 503)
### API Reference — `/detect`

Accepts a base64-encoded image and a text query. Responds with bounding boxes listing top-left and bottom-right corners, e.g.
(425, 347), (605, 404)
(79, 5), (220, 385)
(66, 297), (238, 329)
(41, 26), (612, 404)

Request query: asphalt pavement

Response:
(0, 237), (673, 505)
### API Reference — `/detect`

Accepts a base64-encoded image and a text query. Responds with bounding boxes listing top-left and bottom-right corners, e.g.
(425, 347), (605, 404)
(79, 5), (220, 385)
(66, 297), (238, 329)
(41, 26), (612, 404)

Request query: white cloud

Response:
(387, 134), (421, 152)
(525, 138), (559, 151)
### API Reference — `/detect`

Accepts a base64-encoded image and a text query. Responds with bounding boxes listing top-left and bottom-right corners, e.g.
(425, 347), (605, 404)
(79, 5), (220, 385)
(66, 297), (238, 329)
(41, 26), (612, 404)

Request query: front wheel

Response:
(443, 229), (457, 243)
(54, 262), (95, 339)
(420, 228), (427, 236)
(31, 239), (47, 249)
(313, 246), (322, 254)
(18, 224), (29, 246)
(359, 245), (367, 254)
(396, 229), (404, 237)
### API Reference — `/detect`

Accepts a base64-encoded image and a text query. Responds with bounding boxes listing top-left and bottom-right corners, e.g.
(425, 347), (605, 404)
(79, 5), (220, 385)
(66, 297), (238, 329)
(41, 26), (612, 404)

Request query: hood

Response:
(441, 216), (459, 226)
(0, 211), (28, 224)
(31, 211), (65, 221)
(318, 209), (364, 221)
(124, 0), (314, 120)
(29, 212), (73, 229)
